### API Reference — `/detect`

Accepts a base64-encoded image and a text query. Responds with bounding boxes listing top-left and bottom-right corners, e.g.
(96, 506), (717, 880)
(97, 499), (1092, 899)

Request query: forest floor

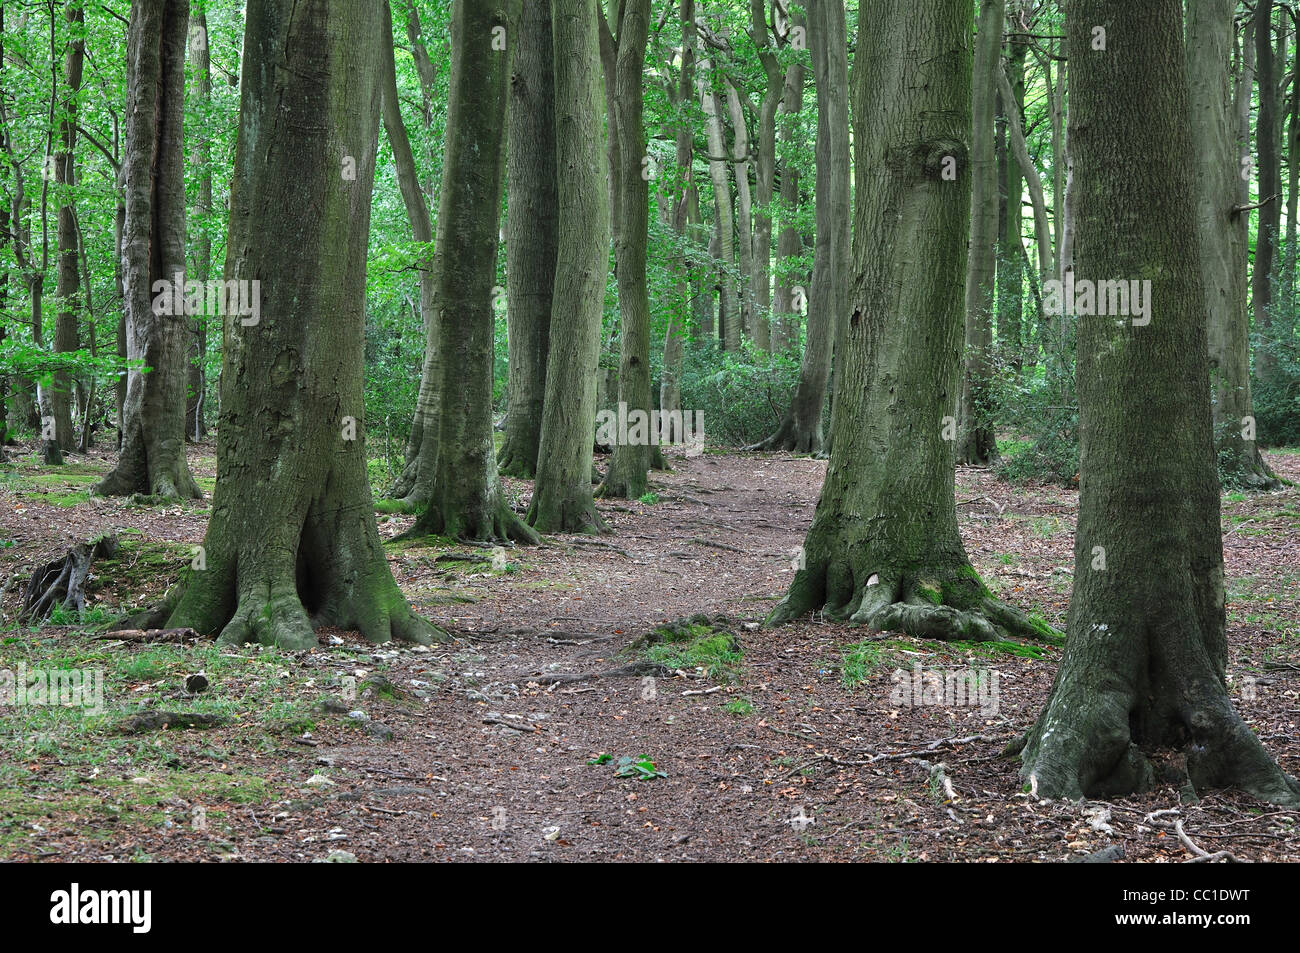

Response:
(1, 440), (1298, 862)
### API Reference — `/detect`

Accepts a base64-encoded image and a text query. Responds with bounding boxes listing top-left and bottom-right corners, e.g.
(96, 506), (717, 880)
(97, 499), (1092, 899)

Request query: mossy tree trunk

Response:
(185, 7), (210, 442)
(527, 0), (609, 534)
(1019, 0), (1300, 806)
(1251, 0), (1280, 384)
(598, 0), (653, 500)
(751, 0), (847, 455)
(401, 0), (536, 544)
(96, 0), (201, 500)
(1187, 0), (1281, 490)
(768, 0), (1053, 645)
(51, 1), (84, 454)
(165, 0), (441, 649)
(956, 0), (1003, 467)
(498, 0), (559, 480)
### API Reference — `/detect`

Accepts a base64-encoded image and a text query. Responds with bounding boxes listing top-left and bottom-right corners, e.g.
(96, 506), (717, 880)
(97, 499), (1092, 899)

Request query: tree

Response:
(1018, 0), (1300, 806)
(527, 0), (609, 534)
(164, 0), (440, 648)
(749, 0), (847, 455)
(400, 0), (537, 543)
(498, 0), (559, 480)
(95, 0), (201, 500)
(955, 0), (1003, 466)
(768, 0), (1052, 644)
(1187, 0), (1280, 490)
(51, 0), (85, 454)
(598, 0), (654, 500)
(185, 6), (211, 441)
(1251, 0), (1280, 383)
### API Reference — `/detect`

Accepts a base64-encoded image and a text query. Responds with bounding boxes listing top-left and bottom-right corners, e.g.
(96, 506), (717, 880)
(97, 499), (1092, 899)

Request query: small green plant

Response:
(638, 492), (660, 505)
(613, 755), (667, 780)
(723, 697), (753, 716)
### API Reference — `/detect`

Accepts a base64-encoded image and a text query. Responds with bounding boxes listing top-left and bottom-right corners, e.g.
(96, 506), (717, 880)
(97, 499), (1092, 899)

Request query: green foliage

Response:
(678, 340), (802, 447)
(996, 330), (1079, 486)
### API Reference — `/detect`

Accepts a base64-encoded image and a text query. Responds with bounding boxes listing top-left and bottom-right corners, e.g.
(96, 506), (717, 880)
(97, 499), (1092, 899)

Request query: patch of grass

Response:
(842, 639), (907, 689)
(638, 617), (743, 682)
(723, 697), (754, 716)
(638, 492), (660, 505)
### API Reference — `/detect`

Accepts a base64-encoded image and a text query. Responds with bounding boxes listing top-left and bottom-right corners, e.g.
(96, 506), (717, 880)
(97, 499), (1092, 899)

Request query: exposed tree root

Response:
(745, 414), (823, 455)
(768, 559), (1062, 645)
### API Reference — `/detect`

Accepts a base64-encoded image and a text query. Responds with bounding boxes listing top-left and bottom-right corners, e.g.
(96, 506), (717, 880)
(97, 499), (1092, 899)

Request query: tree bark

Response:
(749, 0), (846, 455)
(1019, 0), (1299, 806)
(598, 0), (654, 500)
(956, 0), (1004, 466)
(166, 0), (441, 648)
(402, 0), (536, 543)
(1187, 0), (1280, 489)
(95, 0), (201, 500)
(771, 39), (805, 356)
(700, 60), (737, 351)
(768, 0), (1055, 644)
(185, 8), (210, 441)
(1252, 0), (1280, 383)
(527, 0), (610, 534)
(51, 1), (84, 453)
(498, 0), (559, 479)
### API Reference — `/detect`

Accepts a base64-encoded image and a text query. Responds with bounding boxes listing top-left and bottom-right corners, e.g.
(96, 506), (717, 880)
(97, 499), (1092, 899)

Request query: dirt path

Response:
(1, 446), (1298, 862)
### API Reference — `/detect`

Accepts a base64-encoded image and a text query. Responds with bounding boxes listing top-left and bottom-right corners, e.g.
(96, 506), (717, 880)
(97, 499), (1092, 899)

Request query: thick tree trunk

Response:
(768, 0), (1054, 644)
(1019, 0), (1299, 807)
(166, 0), (440, 648)
(51, 1), (85, 453)
(402, 0), (536, 543)
(95, 0), (201, 500)
(599, 0), (653, 500)
(1187, 0), (1280, 490)
(498, 0), (559, 480)
(956, 0), (1004, 466)
(750, 0), (847, 455)
(998, 27), (1028, 367)
(527, 0), (610, 534)
(747, 0), (781, 352)
(185, 9), (210, 441)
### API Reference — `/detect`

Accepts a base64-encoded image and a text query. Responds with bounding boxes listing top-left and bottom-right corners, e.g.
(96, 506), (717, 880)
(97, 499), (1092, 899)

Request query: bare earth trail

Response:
(1, 446), (1298, 861)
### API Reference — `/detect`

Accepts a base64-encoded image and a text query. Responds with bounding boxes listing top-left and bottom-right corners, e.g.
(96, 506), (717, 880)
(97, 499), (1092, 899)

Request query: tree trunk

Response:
(1187, 0), (1280, 490)
(402, 0), (536, 543)
(599, 0), (654, 500)
(750, 0), (847, 455)
(1252, 0), (1280, 383)
(95, 0), (201, 500)
(166, 0), (441, 648)
(498, 0), (559, 479)
(956, 0), (1004, 466)
(185, 8), (211, 441)
(661, 0), (699, 428)
(998, 18), (1028, 368)
(768, 0), (1054, 644)
(725, 81), (755, 346)
(747, 0), (781, 351)
(771, 46), (805, 355)
(527, 0), (610, 534)
(700, 62), (737, 351)
(51, 1), (85, 453)
(1019, 0), (1299, 807)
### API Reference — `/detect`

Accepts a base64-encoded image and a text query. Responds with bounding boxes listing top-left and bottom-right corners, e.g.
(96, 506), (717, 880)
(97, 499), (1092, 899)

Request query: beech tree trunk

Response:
(527, 0), (610, 534)
(1252, 0), (1280, 383)
(599, 0), (653, 500)
(1019, 0), (1300, 807)
(498, 0), (559, 479)
(771, 41), (805, 356)
(402, 0), (536, 543)
(768, 0), (1054, 645)
(750, 0), (847, 455)
(185, 8), (210, 441)
(956, 0), (1004, 466)
(1187, 0), (1280, 489)
(51, 1), (85, 453)
(166, 0), (440, 648)
(95, 0), (201, 500)
(700, 62), (737, 351)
